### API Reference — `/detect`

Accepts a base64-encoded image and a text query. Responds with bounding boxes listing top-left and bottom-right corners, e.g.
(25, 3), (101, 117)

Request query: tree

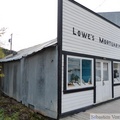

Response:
(0, 48), (5, 59)
(0, 27), (6, 96)
(0, 27), (7, 46)
(0, 27), (7, 59)
(0, 27), (7, 37)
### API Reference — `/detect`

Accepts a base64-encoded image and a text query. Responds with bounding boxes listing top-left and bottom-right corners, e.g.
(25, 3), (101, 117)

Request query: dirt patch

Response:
(0, 93), (49, 120)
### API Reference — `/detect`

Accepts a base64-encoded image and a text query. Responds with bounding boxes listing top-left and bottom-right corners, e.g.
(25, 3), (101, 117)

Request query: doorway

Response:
(96, 60), (112, 103)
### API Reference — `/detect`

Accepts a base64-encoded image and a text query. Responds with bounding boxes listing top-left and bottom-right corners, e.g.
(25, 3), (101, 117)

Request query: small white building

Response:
(1, 0), (120, 119)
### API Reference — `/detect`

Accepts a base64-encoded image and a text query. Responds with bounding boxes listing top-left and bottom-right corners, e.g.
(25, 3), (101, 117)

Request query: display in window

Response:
(113, 63), (120, 83)
(114, 70), (119, 78)
(82, 59), (92, 85)
(68, 58), (80, 87)
(67, 56), (93, 89)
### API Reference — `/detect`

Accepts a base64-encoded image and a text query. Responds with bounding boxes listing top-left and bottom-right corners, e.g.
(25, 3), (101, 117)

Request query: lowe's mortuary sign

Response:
(73, 27), (120, 48)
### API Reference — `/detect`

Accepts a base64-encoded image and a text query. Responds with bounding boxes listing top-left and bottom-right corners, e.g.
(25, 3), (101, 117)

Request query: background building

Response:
(99, 12), (120, 27)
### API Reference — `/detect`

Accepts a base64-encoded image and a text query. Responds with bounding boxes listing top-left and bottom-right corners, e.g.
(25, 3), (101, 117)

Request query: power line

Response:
(94, 0), (106, 11)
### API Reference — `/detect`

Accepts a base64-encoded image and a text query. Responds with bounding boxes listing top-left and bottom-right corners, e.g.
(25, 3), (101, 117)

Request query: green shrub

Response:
(0, 109), (4, 120)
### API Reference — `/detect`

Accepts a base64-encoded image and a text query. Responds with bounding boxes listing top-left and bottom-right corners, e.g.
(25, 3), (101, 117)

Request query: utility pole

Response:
(9, 34), (13, 51)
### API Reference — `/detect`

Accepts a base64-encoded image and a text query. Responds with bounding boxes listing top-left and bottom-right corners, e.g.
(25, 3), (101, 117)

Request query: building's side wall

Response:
(24, 47), (58, 118)
(2, 61), (21, 101)
(1, 46), (58, 119)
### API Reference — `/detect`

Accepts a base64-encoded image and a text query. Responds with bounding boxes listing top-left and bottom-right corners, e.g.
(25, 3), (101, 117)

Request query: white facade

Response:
(62, 0), (120, 59)
(61, 0), (120, 114)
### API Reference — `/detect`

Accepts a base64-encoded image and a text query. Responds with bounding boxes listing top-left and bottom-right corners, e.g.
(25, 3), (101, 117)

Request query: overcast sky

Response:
(0, 0), (120, 51)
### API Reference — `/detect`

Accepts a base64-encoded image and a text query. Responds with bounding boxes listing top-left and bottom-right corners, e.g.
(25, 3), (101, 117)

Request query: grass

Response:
(0, 93), (49, 120)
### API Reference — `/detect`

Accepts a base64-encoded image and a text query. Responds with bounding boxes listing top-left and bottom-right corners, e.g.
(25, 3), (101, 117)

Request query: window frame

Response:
(66, 55), (94, 90)
(113, 61), (120, 84)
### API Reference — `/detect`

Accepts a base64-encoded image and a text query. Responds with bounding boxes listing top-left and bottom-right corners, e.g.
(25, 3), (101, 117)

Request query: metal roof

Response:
(98, 12), (120, 27)
(0, 39), (57, 62)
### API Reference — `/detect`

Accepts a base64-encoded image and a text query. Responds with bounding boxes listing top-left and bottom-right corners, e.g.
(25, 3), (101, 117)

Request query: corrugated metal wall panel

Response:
(2, 61), (22, 102)
(1, 47), (58, 119)
(62, 0), (120, 59)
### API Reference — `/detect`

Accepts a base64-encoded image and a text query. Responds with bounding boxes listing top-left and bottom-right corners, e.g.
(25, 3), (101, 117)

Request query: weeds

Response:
(0, 94), (48, 120)
(0, 109), (4, 120)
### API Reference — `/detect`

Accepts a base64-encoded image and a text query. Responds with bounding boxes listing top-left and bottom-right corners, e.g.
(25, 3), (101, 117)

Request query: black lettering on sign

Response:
(87, 34), (91, 40)
(99, 37), (104, 43)
(92, 35), (94, 41)
(78, 31), (81, 36)
(72, 27), (95, 41)
(73, 27), (76, 35)
(82, 32), (87, 38)
(99, 37), (120, 48)
(72, 27), (120, 49)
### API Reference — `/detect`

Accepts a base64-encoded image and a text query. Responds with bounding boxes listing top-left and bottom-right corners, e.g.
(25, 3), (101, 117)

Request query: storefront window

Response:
(103, 63), (109, 81)
(68, 58), (80, 87)
(96, 62), (101, 81)
(82, 59), (92, 84)
(67, 56), (93, 89)
(113, 62), (120, 83)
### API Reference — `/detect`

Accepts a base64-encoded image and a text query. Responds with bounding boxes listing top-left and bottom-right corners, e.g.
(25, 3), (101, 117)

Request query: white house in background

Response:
(1, 0), (120, 119)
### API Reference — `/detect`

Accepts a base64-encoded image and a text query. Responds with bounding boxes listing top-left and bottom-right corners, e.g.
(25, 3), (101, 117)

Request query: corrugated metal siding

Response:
(1, 47), (58, 119)
(62, 0), (120, 59)
(0, 39), (57, 62)
(114, 86), (120, 98)
(2, 61), (21, 101)
(61, 55), (93, 113)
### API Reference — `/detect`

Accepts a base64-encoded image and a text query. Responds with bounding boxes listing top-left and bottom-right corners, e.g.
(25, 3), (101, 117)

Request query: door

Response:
(96, 60), (112, 103)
